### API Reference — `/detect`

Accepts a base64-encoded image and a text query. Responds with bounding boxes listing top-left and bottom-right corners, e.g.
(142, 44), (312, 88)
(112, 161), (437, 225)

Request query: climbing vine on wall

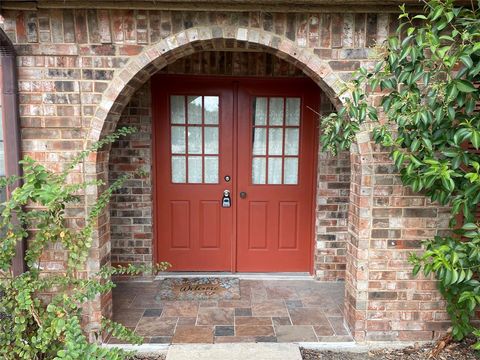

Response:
(0, 127), (170, 359)
(320, 0), (480, 346)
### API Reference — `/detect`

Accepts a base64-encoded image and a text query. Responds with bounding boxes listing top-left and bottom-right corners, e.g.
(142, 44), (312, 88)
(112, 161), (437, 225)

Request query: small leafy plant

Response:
(0, 127), (170, 359)
(320, 0), (480, 348)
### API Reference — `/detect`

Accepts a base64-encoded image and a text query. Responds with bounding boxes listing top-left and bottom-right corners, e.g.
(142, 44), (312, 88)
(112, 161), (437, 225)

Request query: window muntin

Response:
(251, 97), (301, 185)
(170, 95), (219, 184)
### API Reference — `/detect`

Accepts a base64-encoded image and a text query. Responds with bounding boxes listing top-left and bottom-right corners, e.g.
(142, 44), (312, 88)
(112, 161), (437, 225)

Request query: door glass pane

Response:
(170, 94), (221, 185)
(268, 128), (283, 155)
(171, 156), (186, 183)
(188, 96), (202, 124)
(171, 95), (185, 124)
(188, 127), (202, 154)
(188, 156), (202, 183)
(171, 126), (186, 154)
(285, 128), (299, 156)
(252, 157), (266, 184)
(286, 98), (300, 125)
(284, 158), (298, 184)
(204, 96), (219, 124)
(252, 128), (266, 155)
(254, 97), (267, 125)
(268, 158), (282, 184)
(204, 156), (219, 183)
(269, 97), (284, 125)
(204, 127), (219, 154)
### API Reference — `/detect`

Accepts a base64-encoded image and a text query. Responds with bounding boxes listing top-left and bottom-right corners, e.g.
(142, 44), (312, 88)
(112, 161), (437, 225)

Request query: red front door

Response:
(153, 78), (234, 271)
(153, 76), (318, 272)
(236, 80), (318, 272)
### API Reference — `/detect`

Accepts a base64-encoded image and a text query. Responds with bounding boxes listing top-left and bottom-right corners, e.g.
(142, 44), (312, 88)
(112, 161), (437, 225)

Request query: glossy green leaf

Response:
(454, 80), (477, 93)
(472, 131), (480, 150)
(317, 1), (480, 345)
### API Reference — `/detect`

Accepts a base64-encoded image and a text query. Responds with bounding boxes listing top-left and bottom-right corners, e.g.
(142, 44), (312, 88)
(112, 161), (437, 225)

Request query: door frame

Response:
(151, 74), (320, 274)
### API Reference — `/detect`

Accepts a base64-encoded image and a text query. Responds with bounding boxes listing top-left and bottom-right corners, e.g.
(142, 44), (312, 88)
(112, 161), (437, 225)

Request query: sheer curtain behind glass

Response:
(170, 95), (219, 184)
(252, 97), (300, 185)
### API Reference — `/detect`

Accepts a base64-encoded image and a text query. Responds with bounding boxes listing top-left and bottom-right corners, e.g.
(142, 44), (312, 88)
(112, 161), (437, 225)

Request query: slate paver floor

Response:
(108, 279), (353, 344)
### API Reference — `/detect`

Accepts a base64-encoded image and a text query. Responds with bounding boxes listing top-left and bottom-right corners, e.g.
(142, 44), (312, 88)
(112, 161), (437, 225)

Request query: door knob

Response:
(239, 192), (247, 199)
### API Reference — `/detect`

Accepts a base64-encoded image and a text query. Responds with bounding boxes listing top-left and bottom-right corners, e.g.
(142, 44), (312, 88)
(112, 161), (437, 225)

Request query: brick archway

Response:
(87, 26), (350, 143)
(86, 26), (373, 341)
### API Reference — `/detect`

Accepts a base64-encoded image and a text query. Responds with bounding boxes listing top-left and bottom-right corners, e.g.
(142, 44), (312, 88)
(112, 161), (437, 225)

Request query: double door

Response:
(153, 76), (318, 272)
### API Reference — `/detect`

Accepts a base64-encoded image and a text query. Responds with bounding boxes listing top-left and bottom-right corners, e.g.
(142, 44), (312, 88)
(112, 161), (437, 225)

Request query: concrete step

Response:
(165, 343), (302, 360)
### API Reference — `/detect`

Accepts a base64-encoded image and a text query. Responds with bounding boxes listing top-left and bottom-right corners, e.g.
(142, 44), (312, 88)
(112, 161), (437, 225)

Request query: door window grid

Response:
(170, 95), (220, 184)
(252, 97), (301, 185)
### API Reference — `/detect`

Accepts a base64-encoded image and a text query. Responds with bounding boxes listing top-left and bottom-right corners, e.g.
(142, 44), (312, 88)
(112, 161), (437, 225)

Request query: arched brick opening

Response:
(88, 26), (349, 144)
(109, 53), (350, 281)
(87, 26), (373, 340)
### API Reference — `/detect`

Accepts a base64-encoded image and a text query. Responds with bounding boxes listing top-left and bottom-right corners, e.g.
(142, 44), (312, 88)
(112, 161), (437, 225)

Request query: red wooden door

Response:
(236, 79), (318, 272)
(153, 77), (234, 271)
(153, 76), (318, 272)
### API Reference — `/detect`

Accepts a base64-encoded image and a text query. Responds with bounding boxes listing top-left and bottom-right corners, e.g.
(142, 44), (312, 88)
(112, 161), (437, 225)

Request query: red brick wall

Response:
(109, 83), (153, 268)
(0, 8), (452, 341)
(158, 51), (305, 77)
(315, 151), (350, 282)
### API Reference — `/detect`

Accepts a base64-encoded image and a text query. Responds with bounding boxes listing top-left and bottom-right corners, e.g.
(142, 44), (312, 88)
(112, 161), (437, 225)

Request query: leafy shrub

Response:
(320, 0), (480, 347)
(0, 127), (170, 359)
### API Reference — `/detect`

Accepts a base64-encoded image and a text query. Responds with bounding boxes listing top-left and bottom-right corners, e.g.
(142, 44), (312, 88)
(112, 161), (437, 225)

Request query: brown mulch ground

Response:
(301, 338), (480, 360)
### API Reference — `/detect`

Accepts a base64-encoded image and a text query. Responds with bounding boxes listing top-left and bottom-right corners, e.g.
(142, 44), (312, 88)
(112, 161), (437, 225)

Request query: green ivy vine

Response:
(320, 0), (480, 347)
(0, 127), (170, 359)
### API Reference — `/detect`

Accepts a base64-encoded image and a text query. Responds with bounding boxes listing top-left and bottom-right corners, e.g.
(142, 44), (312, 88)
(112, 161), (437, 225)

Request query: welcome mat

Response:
(155, 277), (240, 301)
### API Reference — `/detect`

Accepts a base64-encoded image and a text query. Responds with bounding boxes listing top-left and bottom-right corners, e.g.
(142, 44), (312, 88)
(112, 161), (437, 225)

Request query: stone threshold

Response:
(154, 272), (314, 281)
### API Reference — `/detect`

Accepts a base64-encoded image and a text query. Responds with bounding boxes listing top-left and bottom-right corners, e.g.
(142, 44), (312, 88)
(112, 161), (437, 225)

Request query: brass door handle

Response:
(239, 192), (247, 199)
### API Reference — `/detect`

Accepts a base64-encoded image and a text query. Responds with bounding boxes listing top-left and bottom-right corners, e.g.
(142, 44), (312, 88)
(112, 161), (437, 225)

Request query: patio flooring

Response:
(109, 278), (352, 344)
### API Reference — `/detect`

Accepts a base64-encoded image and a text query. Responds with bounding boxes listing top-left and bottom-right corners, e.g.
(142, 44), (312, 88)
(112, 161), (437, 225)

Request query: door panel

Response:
(249, 201), (268, 249)
(153, 77), (234, 271)
(170, 201), (190, 249)
(153, 76), (318, 273)
(279, 202), (298, 249)
(199, 201), (221, 249)
(236, 79), (318, 272)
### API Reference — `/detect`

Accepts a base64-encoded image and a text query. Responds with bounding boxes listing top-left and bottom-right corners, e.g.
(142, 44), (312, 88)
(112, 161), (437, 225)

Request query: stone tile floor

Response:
(109, 279), (352, 344)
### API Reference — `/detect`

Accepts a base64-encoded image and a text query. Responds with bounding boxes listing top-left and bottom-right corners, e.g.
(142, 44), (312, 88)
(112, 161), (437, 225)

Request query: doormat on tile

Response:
(155, 277), (240, 301)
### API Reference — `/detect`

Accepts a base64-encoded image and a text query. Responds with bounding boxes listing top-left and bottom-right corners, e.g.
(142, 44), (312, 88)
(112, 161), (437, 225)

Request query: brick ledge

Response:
(1, 0), (435, 13)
